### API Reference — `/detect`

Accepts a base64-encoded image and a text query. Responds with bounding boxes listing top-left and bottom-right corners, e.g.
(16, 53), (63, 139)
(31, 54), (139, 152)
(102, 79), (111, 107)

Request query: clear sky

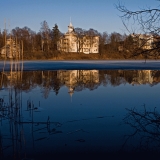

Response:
(0, 0), (159, 34)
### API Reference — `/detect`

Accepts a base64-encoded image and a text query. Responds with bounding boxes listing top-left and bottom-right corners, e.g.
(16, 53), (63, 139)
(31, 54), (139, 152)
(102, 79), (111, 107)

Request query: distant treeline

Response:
(0, 21), (136, 59)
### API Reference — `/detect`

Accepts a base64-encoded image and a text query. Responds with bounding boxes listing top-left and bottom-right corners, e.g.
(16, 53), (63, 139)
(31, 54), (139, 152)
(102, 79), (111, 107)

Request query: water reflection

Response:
(122, 105), (160, 152)
(57, 70), (99, 93)
(1, 70), (160, 97)
(1, 69), (160, 159)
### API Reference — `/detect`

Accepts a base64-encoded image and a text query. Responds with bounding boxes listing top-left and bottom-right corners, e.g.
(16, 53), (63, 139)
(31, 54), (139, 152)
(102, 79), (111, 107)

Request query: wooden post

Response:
(21, 40), (23, 71)
(15, 36), (18, 71)
(1, 19), (7, 89)
(4, 19), (6, 59)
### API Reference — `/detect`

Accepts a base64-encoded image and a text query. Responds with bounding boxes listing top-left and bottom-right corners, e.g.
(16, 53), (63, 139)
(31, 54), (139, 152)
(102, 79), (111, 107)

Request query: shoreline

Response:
(1, 60), (160, 71)
(1, 50), (158, 61)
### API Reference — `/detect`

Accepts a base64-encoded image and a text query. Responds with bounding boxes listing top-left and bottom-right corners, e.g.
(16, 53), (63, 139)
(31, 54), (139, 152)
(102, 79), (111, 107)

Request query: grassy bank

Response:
(0, 51), (159, 61)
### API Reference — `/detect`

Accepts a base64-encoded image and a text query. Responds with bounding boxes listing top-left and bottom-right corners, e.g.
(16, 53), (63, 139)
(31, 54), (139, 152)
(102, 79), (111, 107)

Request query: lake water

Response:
(1, 61), (160, 159)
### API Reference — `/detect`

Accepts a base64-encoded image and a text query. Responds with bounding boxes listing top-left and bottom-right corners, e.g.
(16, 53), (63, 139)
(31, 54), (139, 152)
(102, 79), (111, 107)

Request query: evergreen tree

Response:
(0, 29), (4, 48)
(52, 24), (60, 50)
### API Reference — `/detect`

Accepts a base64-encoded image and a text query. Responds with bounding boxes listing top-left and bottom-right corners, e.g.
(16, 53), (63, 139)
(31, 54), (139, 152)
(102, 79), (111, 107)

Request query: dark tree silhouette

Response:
(122, 105), (160, 151)
(52, 24), (60, 50)
(116, 1), (160, 60)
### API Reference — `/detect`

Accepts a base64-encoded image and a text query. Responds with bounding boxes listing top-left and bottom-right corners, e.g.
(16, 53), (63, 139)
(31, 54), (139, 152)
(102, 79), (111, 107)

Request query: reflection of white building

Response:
(57, 22), (99, 54)
(3, 71), (22, 83)
(57, 70), (99, 95)
(80, 70), (99, 83)
(132, 70), (153, 85)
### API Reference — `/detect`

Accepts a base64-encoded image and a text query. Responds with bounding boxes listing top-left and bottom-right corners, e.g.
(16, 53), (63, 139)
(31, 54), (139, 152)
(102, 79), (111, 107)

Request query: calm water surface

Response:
(1, 69), (160, 159)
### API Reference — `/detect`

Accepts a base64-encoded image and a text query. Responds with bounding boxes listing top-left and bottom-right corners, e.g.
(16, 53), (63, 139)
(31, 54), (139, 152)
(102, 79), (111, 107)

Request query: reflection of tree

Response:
(0, 72), (8, 89)
(41, 71), (61, 98)
(52, 78), (60, 95)
(100, 70), (127, 86)
(0, 97), (63, 159)
(2, 70), (160, 96)
(122, 105), (160, 151)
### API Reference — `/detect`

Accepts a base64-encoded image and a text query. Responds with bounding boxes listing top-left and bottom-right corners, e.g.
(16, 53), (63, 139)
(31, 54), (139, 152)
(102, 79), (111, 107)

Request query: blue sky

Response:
(0, 0), (159, 34)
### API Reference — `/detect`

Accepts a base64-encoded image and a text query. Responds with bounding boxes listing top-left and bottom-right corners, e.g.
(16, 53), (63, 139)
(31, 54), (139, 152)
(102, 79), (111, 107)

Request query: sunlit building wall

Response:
(0, 38), (20, 58)
(57, 23), (99, 54)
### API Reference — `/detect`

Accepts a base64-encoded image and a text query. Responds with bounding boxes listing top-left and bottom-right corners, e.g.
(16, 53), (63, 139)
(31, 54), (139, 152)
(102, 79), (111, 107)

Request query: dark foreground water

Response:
(1, 64), (160, 159)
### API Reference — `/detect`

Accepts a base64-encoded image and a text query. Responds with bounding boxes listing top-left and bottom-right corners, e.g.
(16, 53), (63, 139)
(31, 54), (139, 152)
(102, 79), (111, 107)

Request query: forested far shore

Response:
(1, 21), (160, 60)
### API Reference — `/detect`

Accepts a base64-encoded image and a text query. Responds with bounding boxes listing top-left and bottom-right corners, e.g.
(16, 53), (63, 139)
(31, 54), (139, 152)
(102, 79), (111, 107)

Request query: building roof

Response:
(69, 22), (73, 27)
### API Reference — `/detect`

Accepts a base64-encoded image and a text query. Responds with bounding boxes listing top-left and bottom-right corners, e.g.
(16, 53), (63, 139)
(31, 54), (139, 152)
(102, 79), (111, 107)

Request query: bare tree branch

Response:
(116, 1), (160, 60)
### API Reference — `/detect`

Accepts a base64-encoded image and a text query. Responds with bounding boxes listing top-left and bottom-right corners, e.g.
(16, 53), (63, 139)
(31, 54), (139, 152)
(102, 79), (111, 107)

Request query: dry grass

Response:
(1, 51), (160, 61)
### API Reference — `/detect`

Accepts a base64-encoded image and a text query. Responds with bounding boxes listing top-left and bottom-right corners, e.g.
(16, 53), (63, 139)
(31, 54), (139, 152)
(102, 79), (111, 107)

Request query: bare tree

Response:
(116, 1), (160, 59)
(99, 32), (108, 56)
(40, 21), (50, 52)
(74, 27), (85, 53)
(122, 105), (160, 151)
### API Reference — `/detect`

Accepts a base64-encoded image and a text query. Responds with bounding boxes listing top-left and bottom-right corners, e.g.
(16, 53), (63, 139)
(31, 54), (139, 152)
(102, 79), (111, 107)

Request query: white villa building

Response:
(131, 33), (154, 50)
(57, 22), (99, 54)
(0, 38), (20, 58)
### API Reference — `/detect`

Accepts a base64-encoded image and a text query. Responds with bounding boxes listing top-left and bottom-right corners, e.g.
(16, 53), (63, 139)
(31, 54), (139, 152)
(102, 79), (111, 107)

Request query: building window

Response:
(84, 48), (88, 52)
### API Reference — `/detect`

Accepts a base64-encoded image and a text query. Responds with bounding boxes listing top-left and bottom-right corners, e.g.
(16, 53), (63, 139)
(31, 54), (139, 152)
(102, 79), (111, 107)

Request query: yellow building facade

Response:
(1, 38), (20, 58)
(57, 22), (99, 54)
